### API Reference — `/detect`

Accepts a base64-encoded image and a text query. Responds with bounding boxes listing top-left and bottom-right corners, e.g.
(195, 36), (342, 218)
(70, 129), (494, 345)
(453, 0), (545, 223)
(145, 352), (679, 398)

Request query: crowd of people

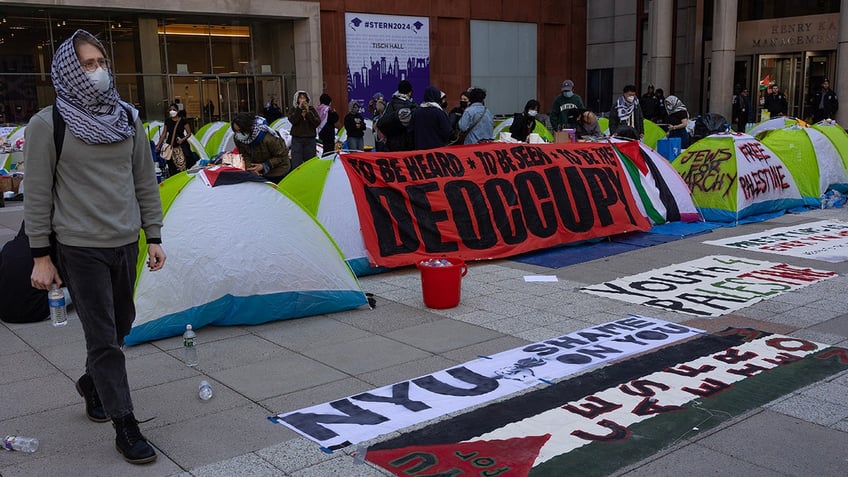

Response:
(207, 74), (840, 166)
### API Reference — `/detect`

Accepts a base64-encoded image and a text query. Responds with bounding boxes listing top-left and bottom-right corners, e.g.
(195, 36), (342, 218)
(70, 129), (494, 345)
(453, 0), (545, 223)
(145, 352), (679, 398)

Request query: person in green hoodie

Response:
(550, 79), (584, 131)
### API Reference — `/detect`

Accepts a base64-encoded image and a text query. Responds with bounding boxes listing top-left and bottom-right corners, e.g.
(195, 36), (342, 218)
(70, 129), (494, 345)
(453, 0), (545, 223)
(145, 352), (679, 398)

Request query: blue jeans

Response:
(290, 136), (316, 169)
(58, 242), (138, 418)
(346, 136), (364, 151)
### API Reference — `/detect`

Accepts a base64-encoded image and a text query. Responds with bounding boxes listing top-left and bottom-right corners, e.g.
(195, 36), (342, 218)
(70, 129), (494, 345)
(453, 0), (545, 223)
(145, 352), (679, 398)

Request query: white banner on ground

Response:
(581, 255), (836, 317)
(703, 220), (848, 263)
(272, 316), (702, 448)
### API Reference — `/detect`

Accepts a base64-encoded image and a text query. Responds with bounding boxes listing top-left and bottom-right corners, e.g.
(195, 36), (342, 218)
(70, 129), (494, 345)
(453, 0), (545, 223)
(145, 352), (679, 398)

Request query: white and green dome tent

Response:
(597, 118), (665, 149)
(812, 121), (848, 171)
(761, 126), (848, 206)
(493, 117), (554, 142)
(126, 168), (367, 345)
(195, 121), (235, 158)
(0, 125), (26, 171)
(671, 132), (804, 223)
(278, 153), (384, 276)
(746, 117), (804, 139)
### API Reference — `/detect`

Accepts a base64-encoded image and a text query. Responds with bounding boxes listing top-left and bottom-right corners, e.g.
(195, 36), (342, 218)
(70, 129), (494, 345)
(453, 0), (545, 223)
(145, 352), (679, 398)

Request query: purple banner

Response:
(345, 12), (430, 117)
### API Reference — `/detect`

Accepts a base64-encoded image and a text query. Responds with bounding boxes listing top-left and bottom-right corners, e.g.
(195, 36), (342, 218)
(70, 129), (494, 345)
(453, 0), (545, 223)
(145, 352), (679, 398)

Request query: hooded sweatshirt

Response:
(412, 86), (452, 149)
(287, 90), (320, 138)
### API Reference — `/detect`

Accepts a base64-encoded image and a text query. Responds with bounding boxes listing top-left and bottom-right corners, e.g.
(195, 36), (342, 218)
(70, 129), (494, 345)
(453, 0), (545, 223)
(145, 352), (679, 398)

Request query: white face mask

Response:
(527, 110), (538, 117)
(234, 131), (250, 142)
(86, 66), (111, 93)
(625, 95), (635, 103)
(169, 110), (178, 118)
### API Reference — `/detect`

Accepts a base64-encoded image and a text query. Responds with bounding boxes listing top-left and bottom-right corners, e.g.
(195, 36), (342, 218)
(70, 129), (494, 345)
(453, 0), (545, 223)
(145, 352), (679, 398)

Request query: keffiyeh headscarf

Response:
(664, 95), (688, 115)
(51, 29), (135, 145)
(244, 116), (274, 145)
(616, 95), (638, 124)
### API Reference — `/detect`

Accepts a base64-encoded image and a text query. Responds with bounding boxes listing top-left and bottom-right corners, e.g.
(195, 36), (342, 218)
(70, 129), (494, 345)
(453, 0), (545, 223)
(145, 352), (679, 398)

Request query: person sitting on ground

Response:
(411, 86), (452, 149)
(509, 99), (542, 142)
(231, 113), (291, 183)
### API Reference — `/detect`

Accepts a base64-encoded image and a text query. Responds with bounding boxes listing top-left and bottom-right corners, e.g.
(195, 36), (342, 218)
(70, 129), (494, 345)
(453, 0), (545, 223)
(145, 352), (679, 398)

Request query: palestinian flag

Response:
(366, 328), (848, 477)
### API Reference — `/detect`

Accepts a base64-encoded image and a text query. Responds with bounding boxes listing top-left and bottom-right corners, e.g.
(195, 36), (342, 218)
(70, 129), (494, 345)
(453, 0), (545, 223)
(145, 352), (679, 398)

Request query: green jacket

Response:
(550, 93), (585, 130)
(235, 131), (290, 180)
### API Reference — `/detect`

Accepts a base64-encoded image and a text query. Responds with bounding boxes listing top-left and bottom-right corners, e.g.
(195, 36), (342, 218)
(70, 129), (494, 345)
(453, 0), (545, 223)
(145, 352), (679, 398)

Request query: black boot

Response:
(75, 374), (109, 423)
(112, 413), (157, 464)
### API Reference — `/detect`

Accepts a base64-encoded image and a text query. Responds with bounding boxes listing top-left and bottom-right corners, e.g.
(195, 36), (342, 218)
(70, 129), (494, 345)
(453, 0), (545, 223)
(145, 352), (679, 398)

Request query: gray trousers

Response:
(290, 136), (317, 169)
(58, 242), (138, 418)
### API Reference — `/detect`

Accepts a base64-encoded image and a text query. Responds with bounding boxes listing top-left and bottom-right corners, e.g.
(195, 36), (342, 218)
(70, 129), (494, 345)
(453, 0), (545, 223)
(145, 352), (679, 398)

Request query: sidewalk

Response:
(1, 201), (847, 476)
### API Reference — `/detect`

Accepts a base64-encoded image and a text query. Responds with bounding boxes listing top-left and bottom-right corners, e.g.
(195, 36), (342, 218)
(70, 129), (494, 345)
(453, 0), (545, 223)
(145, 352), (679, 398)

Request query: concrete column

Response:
(836, 0), (848, 126)
(708, 0), (737, 120)
(293, 12), (323, 99)
(648, 0), (674, 92)
(137, 18), (166, 121)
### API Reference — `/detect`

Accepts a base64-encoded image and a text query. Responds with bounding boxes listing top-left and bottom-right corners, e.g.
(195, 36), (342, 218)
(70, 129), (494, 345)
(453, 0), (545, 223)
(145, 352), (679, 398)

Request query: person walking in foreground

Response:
(24, 29), (166, 465)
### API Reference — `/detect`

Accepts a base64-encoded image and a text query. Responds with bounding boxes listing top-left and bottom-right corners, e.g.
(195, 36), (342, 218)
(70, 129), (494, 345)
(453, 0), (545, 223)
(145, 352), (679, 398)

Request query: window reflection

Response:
(0, 8), (293, 128)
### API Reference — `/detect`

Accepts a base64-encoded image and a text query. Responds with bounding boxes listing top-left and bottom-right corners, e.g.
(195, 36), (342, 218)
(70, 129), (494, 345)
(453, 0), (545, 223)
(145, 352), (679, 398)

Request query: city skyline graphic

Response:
(345, 13), (430, 118)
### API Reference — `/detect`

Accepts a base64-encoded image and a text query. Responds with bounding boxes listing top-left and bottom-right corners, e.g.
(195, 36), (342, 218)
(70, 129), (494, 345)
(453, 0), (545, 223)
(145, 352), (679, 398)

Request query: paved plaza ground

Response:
(1, 201), (847, 476)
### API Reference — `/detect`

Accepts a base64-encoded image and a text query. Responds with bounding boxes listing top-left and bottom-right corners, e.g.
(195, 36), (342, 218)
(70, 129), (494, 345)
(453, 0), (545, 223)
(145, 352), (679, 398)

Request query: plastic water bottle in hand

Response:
(3, 435), (39, 453)
(183, 324), (198, 367)
(198, 380), (213, 400)
(48, 284), (67, 327)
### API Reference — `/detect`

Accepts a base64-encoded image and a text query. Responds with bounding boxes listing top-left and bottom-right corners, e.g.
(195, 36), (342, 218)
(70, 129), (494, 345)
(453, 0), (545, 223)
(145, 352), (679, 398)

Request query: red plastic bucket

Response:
(417, 258), (468, 309)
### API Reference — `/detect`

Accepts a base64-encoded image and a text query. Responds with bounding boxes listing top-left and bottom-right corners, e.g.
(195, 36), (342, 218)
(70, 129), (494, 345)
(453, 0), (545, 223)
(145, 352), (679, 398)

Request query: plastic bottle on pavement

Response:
(49, 284), (67, 327)
(3, 435), (39, 452)
(183, 324), (198, 367)
(198, 380), (213, 400)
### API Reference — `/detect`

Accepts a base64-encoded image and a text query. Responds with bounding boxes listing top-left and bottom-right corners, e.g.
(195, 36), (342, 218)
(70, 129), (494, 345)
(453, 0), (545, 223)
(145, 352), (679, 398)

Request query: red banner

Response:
(341, 141), (651, 268)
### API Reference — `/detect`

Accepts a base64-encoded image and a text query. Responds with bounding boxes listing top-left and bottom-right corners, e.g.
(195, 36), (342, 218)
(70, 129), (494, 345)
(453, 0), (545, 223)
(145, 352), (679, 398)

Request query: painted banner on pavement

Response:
(581, 255), (837, 317)
(366, 328), (848, 477)
(341, 141), (651, 268)
(271, 316), (701, 449)
(704, 220), (848, 263)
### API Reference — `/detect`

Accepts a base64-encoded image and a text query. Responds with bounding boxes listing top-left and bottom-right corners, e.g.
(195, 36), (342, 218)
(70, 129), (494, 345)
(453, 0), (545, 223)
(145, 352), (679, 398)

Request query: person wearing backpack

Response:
(24, 29), (166, 465)
(378, 80), (417, 151)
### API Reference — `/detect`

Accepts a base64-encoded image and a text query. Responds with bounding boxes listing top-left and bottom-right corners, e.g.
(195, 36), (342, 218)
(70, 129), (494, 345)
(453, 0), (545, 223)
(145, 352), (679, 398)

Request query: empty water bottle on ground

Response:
(49, 284), (67, 327)
(3, 435), (39, 453)
(198, 380), (213, 400)
(183, 324), (198, 367)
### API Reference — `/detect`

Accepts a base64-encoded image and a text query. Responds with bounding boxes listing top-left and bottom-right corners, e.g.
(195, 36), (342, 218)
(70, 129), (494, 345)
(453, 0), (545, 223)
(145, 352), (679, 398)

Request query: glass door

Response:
(758, 54), (802, 120)
(803, 52), (835, 122)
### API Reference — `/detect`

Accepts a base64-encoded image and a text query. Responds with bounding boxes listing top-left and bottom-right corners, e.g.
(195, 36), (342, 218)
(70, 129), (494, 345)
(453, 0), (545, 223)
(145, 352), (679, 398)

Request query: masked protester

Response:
(609, 84), (644, 139)
(24, 29), (166, 465)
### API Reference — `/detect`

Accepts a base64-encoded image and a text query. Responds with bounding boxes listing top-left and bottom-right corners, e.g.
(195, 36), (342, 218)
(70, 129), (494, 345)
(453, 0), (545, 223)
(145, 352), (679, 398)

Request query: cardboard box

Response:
(0, 175), (23, 194)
